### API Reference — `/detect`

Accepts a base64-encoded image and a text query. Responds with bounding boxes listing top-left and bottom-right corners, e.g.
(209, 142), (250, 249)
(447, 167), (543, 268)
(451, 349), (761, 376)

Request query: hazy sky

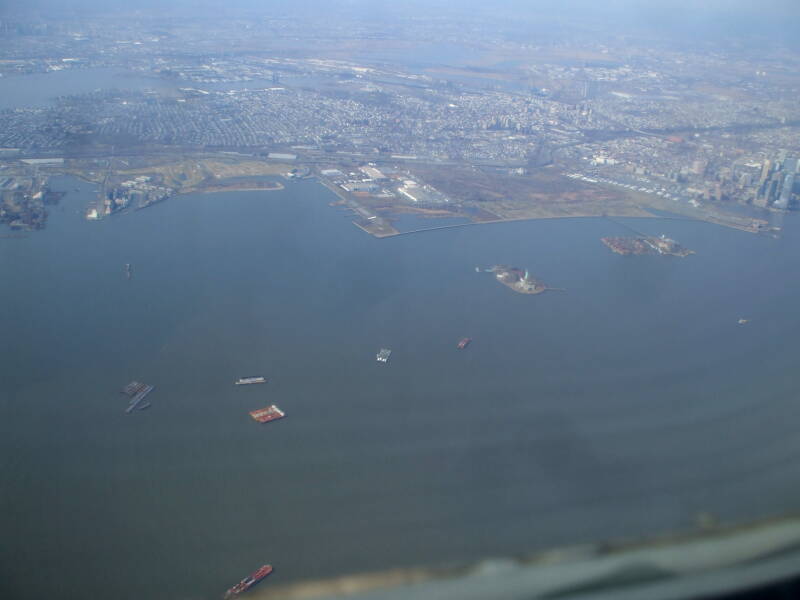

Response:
(4, 0), (800, 15)
(2, 0), (800, 45)
(3, 0), (799, 18)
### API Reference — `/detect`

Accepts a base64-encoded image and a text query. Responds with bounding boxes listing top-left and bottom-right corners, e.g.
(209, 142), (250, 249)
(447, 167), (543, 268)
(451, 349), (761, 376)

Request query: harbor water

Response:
(3, 176), (800, 599)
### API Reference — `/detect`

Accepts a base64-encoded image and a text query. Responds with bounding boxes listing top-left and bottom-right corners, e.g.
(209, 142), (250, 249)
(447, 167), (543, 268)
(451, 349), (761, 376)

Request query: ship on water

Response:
(235, 376), (267, 385)
(223, 564), (273, 599)
(376, 348), (392, 363)
(124, 263), (132, 280)
(457, 337), (472, 349)
(249, 405), (285, 424)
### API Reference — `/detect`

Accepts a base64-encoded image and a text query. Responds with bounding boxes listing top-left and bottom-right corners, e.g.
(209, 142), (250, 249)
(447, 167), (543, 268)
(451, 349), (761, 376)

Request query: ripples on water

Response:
(3, 175), (800, 600)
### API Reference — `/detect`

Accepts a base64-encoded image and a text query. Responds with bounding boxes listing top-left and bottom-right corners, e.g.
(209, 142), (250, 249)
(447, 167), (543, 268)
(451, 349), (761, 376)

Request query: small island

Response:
(601, 235), (694, 257)
(488, 265), (559, 295)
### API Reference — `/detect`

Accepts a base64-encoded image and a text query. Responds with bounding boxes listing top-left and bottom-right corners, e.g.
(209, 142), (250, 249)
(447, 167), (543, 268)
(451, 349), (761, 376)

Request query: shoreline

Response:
(12, 156), (771, 236)
(353, 212), (758, 240)
(13, 161), (771, 236)
(254, 510), (800, 599)
(311, 177), (767, 238)
(183, 181), (285, 194)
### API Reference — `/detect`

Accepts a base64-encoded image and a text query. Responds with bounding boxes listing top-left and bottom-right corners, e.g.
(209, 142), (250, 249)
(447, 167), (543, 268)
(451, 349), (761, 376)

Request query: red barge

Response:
(249, 405), (285, 424)
(223, 564), (273, 598)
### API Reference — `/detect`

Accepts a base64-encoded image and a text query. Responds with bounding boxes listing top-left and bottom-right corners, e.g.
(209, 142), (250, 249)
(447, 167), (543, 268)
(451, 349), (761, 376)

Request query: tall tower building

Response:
(759, 160), (772, 185)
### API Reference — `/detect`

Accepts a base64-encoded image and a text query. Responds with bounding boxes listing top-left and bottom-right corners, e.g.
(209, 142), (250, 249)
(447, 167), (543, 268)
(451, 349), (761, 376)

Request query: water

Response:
(0, 68), (177, 109)
(3, 176), (800, 599)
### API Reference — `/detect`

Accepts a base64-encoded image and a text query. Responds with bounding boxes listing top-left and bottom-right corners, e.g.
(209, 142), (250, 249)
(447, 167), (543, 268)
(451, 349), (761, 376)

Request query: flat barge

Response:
(249, 405), (285, 424)
(122, 381), (154, 413)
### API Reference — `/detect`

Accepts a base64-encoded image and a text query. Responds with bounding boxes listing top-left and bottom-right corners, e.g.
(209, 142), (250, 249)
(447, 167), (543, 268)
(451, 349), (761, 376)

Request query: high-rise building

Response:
(775, 157), (797, 209)
(759, 159), (772, 185)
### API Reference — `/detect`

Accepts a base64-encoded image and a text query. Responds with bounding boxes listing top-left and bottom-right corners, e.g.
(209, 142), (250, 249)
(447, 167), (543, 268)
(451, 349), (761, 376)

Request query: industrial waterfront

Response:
(3, 177), (800, 599)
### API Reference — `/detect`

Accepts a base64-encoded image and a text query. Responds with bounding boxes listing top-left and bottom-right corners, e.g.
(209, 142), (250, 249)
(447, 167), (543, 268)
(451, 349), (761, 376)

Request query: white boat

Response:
(235, 376), (267, 385)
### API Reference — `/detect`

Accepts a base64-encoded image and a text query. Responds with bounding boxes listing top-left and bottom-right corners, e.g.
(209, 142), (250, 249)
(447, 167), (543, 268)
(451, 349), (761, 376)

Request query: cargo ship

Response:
(457, 337), (472, 349)
(223, 564), (273, 599)
(376, 348), (392, 363)
(249, 405), (285, 424)
(235, 376), (267, 385)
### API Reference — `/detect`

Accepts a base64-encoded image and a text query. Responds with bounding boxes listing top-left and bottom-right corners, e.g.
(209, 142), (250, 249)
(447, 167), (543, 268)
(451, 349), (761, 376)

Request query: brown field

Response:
(112, 158), (291, 191)
(409, 165), (653, 221)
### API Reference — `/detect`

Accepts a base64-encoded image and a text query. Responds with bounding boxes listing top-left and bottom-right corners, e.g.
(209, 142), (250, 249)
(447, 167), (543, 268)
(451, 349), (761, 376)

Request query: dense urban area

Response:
(1, 6), (798, 233)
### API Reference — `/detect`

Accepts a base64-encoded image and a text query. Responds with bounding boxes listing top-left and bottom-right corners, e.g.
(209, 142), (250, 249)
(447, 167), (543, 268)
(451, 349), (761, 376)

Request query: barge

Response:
(223, 564), (273, 598)
(235, 376), (267, 385)
(122, 381), (154, 413)
(249, 405), (285, 424)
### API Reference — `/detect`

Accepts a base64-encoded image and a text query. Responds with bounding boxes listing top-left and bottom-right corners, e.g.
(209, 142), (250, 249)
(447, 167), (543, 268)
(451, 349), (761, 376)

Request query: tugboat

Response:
(223, 564), (273, 598)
